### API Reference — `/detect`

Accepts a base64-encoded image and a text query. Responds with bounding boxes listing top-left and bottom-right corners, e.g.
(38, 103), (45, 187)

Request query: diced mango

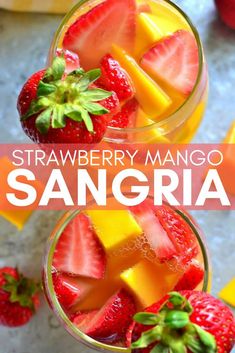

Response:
(0, 156), (33, 229)
(0, 210), (32, 230)
(223, 121), (235, 143)
(219, 278), (235, 307)
(120, 259), (180, 307)
(135, 13), (190, 59)
(135, 108), (169, 143)
(111, 45), (172, 119)
(86, 210), (142, 253)
(135, 13), (164, 58)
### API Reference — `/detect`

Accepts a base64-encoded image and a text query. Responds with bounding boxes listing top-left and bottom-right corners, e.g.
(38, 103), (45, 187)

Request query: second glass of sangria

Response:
(43, 198), (210, 352)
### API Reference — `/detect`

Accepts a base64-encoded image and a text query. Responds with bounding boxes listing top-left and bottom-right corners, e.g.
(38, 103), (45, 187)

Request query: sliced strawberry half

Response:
(53, 213), (106, 279)
(71, 310), (98, 331)
(52, 272), (92, 310)
(174, 260), (205, 291)
(130, 201), (177, 262)
(155, 205), (199, 266)
(98, 54), (134, 101)
(56, 49), (80, 73)
(78, 289), (136, 344)
(109, 98), (139, 128)
(63, 0), (136, 70)
(141, 30), (199, 96)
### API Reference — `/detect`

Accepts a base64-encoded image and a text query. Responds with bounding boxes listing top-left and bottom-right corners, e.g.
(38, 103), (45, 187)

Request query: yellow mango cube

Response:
(111, 45), (172, 119)
(120, 259), (180, 307)
(135, 13), (190, 59)
(135, 13), (164, 58)
(0, 210), (33, 230)
(219, 278), (235, 307)
(223, 121), (235, 143)
(0, 156), (33, 230)
(86, 210), (142, 253)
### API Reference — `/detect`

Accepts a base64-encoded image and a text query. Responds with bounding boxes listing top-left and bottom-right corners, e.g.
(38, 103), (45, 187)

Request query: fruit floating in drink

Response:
(43, 201), (209, 350)
(46, 0), (208, 143)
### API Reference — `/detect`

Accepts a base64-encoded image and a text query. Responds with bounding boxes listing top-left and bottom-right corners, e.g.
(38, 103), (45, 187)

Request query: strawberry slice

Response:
(98, 54), (134, 101)
(174, 260), (205, 291)
(71, 310), (98, 331)
(77, 289), (136, 344)
(62, 0), (136, 70)
(109, 98), (139, 128)
(130, 201), (177, 262)
(155, 205), (199, 265)
(141, 30), (199, 96)
(53, 213), (106, 279)
(56, 49), (80, 73)
(52, 272), (92, 310)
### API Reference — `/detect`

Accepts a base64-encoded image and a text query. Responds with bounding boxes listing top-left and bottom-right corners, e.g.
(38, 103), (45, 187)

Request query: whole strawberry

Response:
(0, 267), (40, 327)
(215, 0), (235, 30)
(17, 55), (119, 144)
(129, 291), (235, 353)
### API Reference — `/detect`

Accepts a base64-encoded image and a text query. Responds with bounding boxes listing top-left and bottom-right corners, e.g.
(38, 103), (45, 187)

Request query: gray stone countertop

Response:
(0, 1), (235, 352)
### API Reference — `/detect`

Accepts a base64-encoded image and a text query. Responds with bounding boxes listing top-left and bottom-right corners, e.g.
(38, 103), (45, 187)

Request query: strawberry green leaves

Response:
(20, 56), (112, 134)
(131, 292), (217, 353)
(3, 271), (40, 312)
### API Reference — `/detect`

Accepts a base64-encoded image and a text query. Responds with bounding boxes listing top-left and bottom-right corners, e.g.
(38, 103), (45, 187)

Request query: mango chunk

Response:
(223, 121), (235, 143)
(86, 210), (142, 253)
(135, 13), (189, 59)
(135, 108), (169, 143)
(0, 156), (33, 229)
(0, 210), (32, 230)
(219, 278), (235, 307)
(111, 45), (172, 119)
(135, 13), (164, 58)
(120, 259), (180, 307)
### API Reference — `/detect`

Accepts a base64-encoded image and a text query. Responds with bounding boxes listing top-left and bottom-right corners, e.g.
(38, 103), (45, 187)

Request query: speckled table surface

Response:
(0, 1), (235, 352)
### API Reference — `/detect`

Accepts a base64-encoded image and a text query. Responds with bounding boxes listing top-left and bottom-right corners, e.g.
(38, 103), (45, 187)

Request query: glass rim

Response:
(43, 199), (210, 353)
(48, 0), (205, 135)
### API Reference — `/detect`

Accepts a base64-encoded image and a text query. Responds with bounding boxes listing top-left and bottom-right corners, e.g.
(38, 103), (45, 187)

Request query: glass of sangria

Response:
(43, 198), (210, 352)
(48, 0), (208, 144)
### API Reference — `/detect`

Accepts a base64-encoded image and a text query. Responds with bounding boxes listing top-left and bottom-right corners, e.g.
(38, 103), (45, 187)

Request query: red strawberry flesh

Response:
(155, 205), (199, 265)
(52, 272), (92, 310)
(17, 70), (45, 116)
(81, 289), (136, 344)
(53, 213), (106, 279)
(109, 98), (139, 128)
(174, 261), (204, 291)
(130, 201), (177, 262)
(71, 310), (99, 331)
(141, 30), (199, 95)
(98, 54), (134, 102)
(62, 0), (137, 70)
(56, 49), (80, 73)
